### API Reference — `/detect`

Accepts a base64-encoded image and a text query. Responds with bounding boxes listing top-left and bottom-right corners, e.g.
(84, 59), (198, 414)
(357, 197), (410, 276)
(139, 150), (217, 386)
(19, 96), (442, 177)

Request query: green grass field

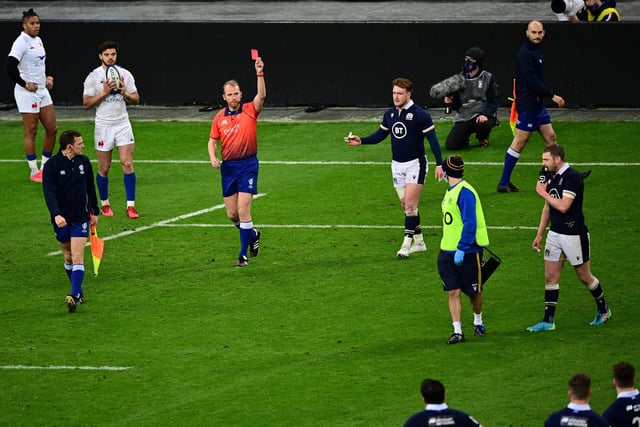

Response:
(1, 117), (639, 426)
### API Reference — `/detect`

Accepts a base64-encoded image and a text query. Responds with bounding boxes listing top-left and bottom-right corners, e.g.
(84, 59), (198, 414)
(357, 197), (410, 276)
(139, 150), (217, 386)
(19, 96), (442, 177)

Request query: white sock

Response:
(474, 312), (483, 325)
(28, 159), (39, 174)
(453, 321), (462, 335)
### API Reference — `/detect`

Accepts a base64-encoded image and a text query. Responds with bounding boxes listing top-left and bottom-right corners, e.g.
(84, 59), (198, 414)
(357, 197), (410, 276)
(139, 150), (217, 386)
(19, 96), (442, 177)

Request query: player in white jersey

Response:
(5, 8), (58, 182)
(83, 41), (141, 219)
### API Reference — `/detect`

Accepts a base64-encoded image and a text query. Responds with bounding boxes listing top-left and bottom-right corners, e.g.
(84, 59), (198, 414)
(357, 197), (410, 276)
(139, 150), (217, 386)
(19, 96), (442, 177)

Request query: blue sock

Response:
(96, 173), (109, 201)
(70, 264), (85, 297)
(124, 172), (136, 202)
(239, 221), (254, 258)
(64, 263), (72, 281)
(498, 149), (520, 186)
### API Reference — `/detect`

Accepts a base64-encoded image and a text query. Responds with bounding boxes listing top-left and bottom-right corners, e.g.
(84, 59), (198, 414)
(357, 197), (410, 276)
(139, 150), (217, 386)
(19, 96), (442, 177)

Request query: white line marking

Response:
(47, 196), (262, 256)
(0, 365), (131, 371)
(39, 154), (636, 257)
(3, 159), (640, 166)
(159, 223), (537, 230)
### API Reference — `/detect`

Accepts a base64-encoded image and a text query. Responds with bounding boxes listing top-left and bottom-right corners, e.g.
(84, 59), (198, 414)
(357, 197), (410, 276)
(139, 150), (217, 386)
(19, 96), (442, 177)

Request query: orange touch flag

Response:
(509, 78), (517, 136)
(90, 224), (104, 276)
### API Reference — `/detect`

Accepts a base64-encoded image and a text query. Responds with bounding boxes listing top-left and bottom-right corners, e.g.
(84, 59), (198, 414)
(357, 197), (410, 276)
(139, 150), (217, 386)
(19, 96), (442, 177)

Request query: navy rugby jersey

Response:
(603, 389), (640, 426)
(362, 100), (440, 164)
(546, 164), (587, 235)
(404, 404), (481, 427)
(545, 404), (609, 427)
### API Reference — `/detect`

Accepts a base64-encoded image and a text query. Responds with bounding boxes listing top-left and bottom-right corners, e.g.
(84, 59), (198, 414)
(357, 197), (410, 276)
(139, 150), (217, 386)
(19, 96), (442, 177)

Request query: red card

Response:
(251, 49), (259, 60)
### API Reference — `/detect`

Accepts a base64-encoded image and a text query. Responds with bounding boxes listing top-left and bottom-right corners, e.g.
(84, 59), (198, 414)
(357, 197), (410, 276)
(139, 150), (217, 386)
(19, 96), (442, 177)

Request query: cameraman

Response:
(443, 47), (499, 151)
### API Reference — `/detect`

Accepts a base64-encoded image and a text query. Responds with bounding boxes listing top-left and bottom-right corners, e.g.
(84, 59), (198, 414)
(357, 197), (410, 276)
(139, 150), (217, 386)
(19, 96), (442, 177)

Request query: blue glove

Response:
(454, 250), (465, 266)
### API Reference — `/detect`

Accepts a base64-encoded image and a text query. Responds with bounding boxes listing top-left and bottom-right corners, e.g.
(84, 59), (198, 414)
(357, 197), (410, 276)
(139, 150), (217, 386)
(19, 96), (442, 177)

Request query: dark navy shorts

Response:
(220, 155), (259, 197)
(437, 250), (481, 296)
(516, 108), (551, 132)
(54, 221), (90, 243)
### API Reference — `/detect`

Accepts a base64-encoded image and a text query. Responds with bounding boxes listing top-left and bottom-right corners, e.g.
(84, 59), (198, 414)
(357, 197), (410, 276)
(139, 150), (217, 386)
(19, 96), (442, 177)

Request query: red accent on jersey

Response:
(210, 102), (259, 161)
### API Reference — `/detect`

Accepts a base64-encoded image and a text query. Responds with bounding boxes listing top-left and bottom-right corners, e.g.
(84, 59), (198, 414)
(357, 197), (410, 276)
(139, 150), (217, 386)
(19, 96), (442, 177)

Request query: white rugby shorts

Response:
(391, 158), (427, 188)
(544, 230), (590, 266)
(14, 84), (53, 113)
(94, 121), (135, 151)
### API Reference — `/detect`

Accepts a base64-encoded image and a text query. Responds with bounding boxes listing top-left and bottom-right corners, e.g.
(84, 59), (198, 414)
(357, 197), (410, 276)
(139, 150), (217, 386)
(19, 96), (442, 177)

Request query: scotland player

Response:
(603, 362), (640, 426)
(545, 373), (609, 427)
(528, 145), (610, 332)
(404, 378), (482, 427)
(346, 78), (444, 258)
(6, 8), (57, 182)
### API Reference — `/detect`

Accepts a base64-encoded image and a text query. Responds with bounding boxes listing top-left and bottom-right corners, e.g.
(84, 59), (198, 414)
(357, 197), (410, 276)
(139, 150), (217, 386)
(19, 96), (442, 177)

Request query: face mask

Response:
(587, 2), (599, 12)
(464, 60), (478, 73)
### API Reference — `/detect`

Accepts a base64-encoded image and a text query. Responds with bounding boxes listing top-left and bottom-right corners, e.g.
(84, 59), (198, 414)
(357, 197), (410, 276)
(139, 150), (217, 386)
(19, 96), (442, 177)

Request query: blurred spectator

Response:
(551, 0), (585, 21)
(581, 0), (621, 21)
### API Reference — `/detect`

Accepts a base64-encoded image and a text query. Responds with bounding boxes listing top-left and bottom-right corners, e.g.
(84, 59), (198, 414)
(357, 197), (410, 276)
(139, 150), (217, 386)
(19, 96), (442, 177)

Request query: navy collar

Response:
(225, 103), (243, 116)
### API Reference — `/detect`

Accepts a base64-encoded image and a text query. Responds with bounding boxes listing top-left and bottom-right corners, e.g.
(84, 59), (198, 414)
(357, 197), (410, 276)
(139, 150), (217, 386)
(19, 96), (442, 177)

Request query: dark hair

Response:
(613, 362), (636, 388)
(99, 41), (119, 54)
(568, 373), (591, 400)
(22, 8), (38, 22)
(420, 379), (445, 404)
(392, 77), (413, 93)
(544, 144), (565, 161)
(59, 130), (82, 150)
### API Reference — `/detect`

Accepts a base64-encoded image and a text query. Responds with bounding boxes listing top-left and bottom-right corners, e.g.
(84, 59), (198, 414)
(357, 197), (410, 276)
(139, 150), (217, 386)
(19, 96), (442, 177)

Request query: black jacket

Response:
(42, 150), (99, 224)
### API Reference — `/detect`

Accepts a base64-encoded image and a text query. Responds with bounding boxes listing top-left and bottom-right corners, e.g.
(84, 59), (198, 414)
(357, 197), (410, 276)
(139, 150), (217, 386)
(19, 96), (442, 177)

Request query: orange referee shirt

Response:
(210, 102), (259, 161)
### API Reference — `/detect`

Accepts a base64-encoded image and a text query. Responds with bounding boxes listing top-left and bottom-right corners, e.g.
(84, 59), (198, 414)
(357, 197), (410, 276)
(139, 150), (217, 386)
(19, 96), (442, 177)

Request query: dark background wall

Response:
(1, 21), (635, 109)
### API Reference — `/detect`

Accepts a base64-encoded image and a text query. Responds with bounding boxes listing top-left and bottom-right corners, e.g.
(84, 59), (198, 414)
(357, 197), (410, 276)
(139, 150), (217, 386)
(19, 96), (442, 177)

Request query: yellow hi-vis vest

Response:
(440, 180), (489, 251)
(588, 7), (621, 21)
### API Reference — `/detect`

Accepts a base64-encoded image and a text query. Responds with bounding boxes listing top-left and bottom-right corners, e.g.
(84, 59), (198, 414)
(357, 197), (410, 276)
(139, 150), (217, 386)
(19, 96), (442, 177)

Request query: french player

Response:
(83, 41), (141, 219)
(6, 8), (58, 182)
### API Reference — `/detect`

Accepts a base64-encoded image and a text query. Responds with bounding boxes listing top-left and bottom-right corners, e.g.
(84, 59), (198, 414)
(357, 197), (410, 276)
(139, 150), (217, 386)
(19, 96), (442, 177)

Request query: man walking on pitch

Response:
(42, 130), (100, 313)
(497, 20), (565, 193)
(346, 77), (444, 258)
(437, 155), (489, 344)
(207, 56), (265, 267)
(528, 144), (610, 331)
